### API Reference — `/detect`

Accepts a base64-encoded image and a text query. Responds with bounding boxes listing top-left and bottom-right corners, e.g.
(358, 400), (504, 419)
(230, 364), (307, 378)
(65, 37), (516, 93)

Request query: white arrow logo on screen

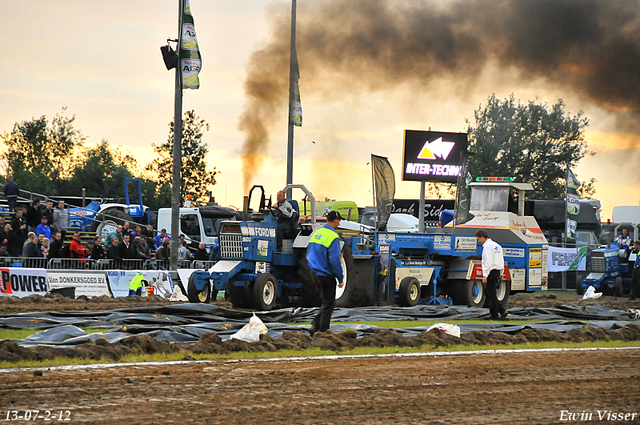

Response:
(417, 137), (455, 160)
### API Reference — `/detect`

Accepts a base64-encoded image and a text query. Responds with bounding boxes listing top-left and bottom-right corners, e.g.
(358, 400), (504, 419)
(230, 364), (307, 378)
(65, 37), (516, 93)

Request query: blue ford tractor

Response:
(188, 184), (326, 310)
(579, 224), (639, 296)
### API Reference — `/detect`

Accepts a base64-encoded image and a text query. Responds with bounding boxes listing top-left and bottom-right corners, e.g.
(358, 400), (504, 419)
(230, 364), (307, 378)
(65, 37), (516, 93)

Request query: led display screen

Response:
(402, 130), (468, 183)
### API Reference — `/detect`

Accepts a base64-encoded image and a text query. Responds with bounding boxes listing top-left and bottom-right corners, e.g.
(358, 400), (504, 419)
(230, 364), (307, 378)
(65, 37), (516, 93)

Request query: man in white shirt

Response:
(475, 229), (507, 320)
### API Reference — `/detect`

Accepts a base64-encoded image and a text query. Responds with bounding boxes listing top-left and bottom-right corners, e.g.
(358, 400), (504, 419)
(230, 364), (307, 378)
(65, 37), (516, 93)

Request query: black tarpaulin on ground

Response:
(2, 303), (639, 348)
(11, 320), (636, 348)
(2, 303), (639, 331)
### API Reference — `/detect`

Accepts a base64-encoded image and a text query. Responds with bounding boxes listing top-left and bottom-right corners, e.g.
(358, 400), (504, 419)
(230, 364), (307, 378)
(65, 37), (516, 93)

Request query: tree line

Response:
(0, 108), (217, 211)
(2, 94), (597, 212)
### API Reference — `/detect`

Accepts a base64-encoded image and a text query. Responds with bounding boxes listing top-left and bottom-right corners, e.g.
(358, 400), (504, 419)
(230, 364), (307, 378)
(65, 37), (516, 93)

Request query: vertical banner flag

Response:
(290, 46), (303, 127)
(372, 154), (396, 230)
(566, 168), (581, 244)
(180, 0), (201, 90)
(454, 152), (473, 226)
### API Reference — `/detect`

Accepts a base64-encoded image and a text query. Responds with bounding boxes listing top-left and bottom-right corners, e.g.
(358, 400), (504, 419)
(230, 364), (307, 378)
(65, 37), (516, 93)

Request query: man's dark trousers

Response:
(631, 268), (640, 300)
(312, 273), (337, 332)
(7, 197), (16, 213)
(485, 269), (505, 319)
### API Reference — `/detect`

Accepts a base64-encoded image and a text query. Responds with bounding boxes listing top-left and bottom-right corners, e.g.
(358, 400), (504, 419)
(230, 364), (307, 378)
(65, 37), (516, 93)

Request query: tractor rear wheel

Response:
(226, 282), (252, 309)
(334, 248), (354, 308)
(614, 277), (624, 297)
(90, 208), (133, 238)
(187, 273), (211, 303)
(298, 245), (354, 308)
(253, 273), (277, 311)
(398, 276), (421, 307)
(297, 253), (319, 307)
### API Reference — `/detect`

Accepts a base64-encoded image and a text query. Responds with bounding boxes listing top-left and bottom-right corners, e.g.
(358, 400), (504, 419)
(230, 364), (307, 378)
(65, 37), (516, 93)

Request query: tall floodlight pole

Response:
(169, 1), (184, 271)
(285, 0), (297, 198)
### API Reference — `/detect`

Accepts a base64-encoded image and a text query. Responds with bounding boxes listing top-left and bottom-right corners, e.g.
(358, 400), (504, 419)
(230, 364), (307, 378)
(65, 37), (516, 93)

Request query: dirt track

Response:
(2, 348), (639, 424)
(2, 292), (640, 423)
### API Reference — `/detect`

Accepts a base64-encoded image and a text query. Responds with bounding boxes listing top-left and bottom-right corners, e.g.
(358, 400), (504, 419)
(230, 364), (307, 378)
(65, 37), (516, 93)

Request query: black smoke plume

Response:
(239, 0), (640, 189)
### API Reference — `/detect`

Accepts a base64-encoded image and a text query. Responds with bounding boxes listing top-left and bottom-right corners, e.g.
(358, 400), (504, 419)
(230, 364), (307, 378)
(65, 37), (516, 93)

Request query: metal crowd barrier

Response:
(0, 257), (47, 269)
(47, 258), (97, 270)
(0, 256), (218, 271)
(192, 260), (216, 269)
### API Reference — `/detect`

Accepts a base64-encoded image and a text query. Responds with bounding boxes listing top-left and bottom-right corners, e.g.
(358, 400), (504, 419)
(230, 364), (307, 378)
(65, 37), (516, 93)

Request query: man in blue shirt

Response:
(155, 228), (170, 249)
(306, 211), (345, 335)
(35, 217), (52, 241)
(630, 240), (640, 300)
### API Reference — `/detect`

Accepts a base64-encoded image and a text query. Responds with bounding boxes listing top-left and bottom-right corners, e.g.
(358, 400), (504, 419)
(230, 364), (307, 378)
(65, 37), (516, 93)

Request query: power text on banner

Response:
(0, 268), (49, 298)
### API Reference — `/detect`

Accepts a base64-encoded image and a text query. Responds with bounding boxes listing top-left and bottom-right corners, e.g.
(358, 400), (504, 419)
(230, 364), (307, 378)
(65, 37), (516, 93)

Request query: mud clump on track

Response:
(0, 293), (180, 314)
(3, 324), (640, 364)
(0, 293), (238, 315)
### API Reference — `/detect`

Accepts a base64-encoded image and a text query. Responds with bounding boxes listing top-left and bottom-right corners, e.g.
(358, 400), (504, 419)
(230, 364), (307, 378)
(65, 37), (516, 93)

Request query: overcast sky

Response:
(1, 0), (639, 221)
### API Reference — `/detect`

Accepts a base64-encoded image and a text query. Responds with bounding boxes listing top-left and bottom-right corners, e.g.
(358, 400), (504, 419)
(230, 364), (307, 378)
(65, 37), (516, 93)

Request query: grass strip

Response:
(1, 340), (638, 369)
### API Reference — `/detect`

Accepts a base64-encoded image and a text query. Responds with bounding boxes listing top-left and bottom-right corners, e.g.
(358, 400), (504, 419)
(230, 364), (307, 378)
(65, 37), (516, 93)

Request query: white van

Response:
(156, 206), (241, 248)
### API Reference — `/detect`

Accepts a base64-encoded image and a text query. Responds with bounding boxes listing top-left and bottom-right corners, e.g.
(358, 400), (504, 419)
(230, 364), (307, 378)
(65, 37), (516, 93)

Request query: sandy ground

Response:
(1, 348), (639, 424)
(2, 291), (640, 423)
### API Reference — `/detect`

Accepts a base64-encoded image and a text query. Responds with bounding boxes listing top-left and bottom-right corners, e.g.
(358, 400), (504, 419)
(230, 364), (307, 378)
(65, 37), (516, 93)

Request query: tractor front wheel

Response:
(253, 273), (277, 311)
(187, 273), (211, 303)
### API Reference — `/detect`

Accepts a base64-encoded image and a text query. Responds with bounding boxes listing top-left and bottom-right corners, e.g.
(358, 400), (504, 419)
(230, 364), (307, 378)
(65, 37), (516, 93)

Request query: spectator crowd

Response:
(0, 198), (217, 265)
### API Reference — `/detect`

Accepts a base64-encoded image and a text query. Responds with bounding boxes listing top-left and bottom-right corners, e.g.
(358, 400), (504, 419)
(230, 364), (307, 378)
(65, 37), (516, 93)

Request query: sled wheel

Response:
(485, 278), (510, 307)
(453, 279), (486, 308)
(398, 276), (421, 307)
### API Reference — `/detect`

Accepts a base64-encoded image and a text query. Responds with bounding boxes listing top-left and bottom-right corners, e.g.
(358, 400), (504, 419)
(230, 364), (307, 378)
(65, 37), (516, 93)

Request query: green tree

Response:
(147, 110), (217, 206)
(1, 108), (84, 194)
(68, 140), (165, 210)
(577, 178), (597, 200)
(425, 182), (456, 199)
(466, 94), (593, 199)
(68, 140), (136, 198)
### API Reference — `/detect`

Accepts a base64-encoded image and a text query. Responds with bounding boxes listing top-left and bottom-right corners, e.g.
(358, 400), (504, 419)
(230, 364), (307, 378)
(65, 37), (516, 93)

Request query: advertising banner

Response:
(107, 270), (173, 298)
(0, 268), (49, 298)
(47, 270), (111, 298)
(402, 130), (468, 183)
(392, 199), (455, 227)
(454, 152), (473, 225)
(180, 0), (202, 89)
(565, 169), (581, 244)
(372, 154), (396, 230)
(290, 46), (303, 127)
(548, 246), (587, 272)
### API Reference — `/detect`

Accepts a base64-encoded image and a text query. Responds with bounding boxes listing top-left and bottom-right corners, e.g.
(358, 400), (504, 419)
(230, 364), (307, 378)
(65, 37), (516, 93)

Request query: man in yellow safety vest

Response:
(306, 211), (344, 335)
(128, 272), (147, 296)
